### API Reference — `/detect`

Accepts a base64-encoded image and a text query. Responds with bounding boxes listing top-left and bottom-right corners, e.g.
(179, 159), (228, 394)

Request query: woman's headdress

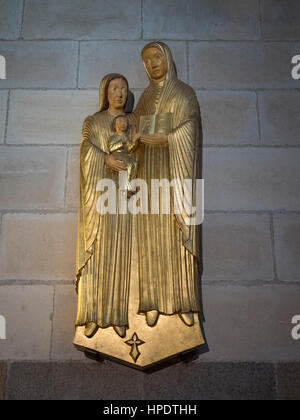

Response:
(141, 41), (177, 83)
(99, 73), (134, 112)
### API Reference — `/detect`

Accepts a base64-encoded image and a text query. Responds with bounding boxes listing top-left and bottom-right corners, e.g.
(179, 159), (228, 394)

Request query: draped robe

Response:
(76, 110), (132, 328)
(134, 42), (202, 315)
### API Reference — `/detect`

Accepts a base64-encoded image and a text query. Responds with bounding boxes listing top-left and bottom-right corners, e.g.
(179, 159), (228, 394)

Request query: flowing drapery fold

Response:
(134, 42), (202, 314)
(76, 111), (132, 328)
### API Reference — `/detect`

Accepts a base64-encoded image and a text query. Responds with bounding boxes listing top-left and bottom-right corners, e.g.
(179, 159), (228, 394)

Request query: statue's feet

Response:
(179, 312), (194, 326)
(84, 322), (99, 338)
(146, 310), (159, 327)
(113, 326), (127, 338)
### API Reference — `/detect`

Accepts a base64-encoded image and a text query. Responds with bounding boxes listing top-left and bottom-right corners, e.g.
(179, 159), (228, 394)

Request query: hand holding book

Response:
(140, 133), (168, 146)
(139, 113), (171, 146)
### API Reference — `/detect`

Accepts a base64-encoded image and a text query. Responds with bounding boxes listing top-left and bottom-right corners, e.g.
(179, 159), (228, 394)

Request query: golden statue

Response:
(134, 42), (202, 328)
(73, 42), (205, 369)
(75, 73), (134, 339)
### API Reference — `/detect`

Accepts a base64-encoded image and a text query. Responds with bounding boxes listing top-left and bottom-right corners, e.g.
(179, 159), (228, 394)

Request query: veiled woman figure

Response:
(76, 73), (133, 339)
(134, 42), (202, 327)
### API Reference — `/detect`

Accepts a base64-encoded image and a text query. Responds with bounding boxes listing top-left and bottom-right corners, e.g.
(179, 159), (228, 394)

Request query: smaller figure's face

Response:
(142, 47), (167, 81)
(107, 78), (128, 110)
(115, 116), (128, 133)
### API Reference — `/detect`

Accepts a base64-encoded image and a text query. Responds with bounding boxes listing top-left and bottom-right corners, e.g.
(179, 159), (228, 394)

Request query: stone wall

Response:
(0, 0), (300, 400)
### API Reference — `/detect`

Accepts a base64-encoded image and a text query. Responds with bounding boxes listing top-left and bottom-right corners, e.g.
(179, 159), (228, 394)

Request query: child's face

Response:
(115, 117), (128, 133)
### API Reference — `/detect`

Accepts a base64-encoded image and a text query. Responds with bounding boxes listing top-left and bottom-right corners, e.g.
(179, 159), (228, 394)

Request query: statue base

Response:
(73, 316), (205, 371)
(73, 218), (205, 370)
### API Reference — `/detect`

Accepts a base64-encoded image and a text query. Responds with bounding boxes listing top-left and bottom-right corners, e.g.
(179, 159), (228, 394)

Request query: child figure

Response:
(108, 114), (140, 196)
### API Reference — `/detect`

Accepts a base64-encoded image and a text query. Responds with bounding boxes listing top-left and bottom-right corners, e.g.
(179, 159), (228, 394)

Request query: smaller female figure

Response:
(76, 73), (134, 339)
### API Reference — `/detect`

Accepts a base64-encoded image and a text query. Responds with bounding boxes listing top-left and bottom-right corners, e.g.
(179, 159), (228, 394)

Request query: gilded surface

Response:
(74, 221), (205, 369)
(73, 43), (205, 369)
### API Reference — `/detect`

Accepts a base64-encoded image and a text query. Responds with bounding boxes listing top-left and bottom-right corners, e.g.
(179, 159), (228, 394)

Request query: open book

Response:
(139, 113), (172, 135)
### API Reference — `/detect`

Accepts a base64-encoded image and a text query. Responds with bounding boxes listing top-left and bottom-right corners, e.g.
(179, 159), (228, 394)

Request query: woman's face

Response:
(107, 78), (128, 111)
(142, 47), (167, 82)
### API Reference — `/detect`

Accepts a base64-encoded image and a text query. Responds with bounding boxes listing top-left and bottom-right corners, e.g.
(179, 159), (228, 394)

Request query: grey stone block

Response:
(277, 363), (300, 400)
(0, 91), (8, 144)
(132, 89), (142, 106)
(259, 91), (300, 146)
(7, 362), (53, 400)
(201, 285), (300, 361)
(0, 0), (23, 40)
(197, 91), (259, 145)
(203, 148), (300, 211)
(7, 90), (98, 145)
(4, 361), (279, 400)
(262, 0), (300, 40)
(143, 0), (260, 40)
(23, 0), (141, 40)
(0, 213), (77, 281)
(7, 361), (145, 400)
(0, 363), (7, 400)
(273, 215), (300, 282)
(50, 361), (144, 400)
(144, 362), (276, 400)
(0, 41), (77, 88)
(189, 42), (300, 89)
(79, 41), (187, 89)
(0, 286), (53, 360)
(65, 147), (80, 209)
(0, 146), (66, 210)
(203, 214), (273, 281)
(52, 285), (85, 360)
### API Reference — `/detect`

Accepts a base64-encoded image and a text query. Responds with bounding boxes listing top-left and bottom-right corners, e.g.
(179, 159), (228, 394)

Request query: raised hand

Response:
(132, 132), (141, 143)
